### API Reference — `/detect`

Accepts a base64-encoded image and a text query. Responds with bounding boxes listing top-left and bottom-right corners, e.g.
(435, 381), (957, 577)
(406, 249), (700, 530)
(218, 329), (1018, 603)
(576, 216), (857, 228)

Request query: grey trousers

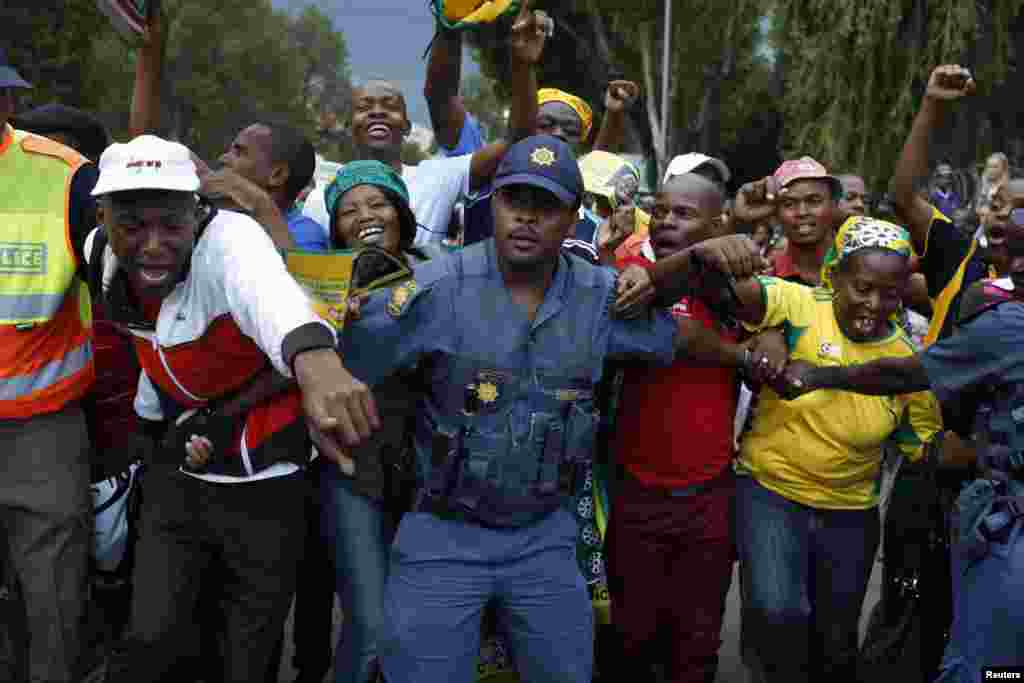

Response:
(0, 404), (92, 683)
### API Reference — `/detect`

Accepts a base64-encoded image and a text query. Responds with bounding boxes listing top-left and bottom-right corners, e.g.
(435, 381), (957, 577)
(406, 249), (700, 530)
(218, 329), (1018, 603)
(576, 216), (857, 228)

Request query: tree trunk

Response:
(639, 26), (667, 181)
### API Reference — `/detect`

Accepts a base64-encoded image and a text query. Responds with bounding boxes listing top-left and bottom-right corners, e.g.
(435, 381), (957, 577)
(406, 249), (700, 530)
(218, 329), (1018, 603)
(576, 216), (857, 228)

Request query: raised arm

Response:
(891, 65), (975, 254)
(423, 28), (467, 151)
(591, 79), (639, 152)
(128, 0), (164, 138)
(467, 0), (545, 190)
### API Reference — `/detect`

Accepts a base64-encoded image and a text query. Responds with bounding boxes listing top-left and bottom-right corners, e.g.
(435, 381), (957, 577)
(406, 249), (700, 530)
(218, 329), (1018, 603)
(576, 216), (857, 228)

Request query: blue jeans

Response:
(320, 464), (400, 683)
(734, 475), (879, 683)
(380, 508), (593, 683)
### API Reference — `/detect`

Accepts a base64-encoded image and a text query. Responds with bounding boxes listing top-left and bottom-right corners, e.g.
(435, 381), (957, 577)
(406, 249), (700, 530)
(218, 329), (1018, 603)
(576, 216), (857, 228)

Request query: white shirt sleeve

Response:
(302, 185), (332, 234)
(408, 155), (472, 247)
(134, 370), (164, 421)
(203, 212), (334, 377)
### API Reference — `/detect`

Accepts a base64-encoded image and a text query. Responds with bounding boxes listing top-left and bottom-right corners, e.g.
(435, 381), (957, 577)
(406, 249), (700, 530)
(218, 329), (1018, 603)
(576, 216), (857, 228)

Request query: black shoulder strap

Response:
(87, 227), (108, 298)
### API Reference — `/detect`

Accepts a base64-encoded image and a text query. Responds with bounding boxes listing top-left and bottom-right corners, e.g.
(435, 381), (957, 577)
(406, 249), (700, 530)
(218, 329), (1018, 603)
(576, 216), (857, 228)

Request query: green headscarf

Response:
(324, 160), (418, 250)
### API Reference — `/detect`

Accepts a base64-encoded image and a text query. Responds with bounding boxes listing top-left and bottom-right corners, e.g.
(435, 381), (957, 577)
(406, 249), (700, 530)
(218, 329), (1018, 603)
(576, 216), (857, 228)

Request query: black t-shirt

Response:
(918, 205), (995, 436)
(918, 205), (991, 344)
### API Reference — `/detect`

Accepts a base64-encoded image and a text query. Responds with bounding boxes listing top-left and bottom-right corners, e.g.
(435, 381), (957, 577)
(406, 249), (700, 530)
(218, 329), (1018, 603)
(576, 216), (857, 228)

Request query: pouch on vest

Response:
(455, 429), (514, 511)
(535, 410), (566, 496)
(564, 403), (599, 467)
(421, 428), (464, 514)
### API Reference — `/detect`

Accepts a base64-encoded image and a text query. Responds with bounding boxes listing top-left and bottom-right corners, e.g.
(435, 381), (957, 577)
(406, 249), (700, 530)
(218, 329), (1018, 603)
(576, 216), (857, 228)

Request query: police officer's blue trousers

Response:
(380, 507), (593, 683)
(937, 501), (1024, 682)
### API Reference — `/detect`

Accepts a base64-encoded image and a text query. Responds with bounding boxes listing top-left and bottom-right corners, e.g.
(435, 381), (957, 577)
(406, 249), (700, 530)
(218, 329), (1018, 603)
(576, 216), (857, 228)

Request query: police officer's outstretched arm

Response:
(783, 301), (1022, 401)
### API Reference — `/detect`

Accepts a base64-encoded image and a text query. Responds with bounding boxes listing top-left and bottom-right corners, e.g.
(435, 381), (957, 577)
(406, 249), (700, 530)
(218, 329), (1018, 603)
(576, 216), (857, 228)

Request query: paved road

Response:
(277, 556), (884, 682)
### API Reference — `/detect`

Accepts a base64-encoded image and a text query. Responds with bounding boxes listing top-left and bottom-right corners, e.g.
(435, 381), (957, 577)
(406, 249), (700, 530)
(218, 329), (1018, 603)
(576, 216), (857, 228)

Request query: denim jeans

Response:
(321, 463), (400, 683)
(734, 475), (879, 683)
(380, 508), (593, 683)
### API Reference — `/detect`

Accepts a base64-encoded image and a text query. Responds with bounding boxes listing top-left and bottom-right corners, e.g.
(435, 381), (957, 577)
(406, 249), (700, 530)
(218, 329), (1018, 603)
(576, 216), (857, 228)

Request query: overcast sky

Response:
(272, 0), (478, 127)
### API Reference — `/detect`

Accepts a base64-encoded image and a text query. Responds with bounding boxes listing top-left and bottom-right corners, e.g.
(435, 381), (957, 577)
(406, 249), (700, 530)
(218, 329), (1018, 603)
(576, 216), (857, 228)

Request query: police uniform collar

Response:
(484, 238), (571, 330)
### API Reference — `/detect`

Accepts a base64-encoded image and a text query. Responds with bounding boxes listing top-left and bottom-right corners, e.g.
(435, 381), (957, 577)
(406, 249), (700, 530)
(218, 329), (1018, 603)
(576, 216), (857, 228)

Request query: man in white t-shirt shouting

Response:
(304, 1), (549, 247)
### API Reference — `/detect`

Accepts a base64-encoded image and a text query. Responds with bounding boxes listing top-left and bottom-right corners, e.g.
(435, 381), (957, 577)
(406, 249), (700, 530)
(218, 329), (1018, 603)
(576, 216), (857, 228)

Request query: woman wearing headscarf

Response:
(718, 216), (942, 683)
(319, 161), (426, 683)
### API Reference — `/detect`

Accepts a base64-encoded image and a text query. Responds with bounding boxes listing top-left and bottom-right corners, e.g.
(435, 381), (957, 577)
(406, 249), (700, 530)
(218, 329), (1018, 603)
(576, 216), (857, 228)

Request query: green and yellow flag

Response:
(431, 0), (520, 31)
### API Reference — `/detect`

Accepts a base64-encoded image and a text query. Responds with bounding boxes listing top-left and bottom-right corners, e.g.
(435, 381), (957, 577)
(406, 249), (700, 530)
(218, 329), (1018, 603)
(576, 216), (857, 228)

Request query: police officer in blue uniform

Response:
(316, 134), (763, 683)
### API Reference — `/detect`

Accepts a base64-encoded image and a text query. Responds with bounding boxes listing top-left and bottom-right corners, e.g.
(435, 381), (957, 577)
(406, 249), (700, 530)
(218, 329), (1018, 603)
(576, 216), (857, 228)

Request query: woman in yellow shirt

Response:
(726, 216), (941, 683)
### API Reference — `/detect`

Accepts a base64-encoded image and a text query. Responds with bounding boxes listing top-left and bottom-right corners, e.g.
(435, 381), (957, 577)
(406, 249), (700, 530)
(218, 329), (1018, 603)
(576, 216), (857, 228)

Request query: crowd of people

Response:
(1, 4), (1023, 683)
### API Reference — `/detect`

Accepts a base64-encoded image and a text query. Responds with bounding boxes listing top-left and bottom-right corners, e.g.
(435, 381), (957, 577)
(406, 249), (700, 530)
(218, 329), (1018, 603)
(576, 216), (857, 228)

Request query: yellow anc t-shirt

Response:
(737, 278), (942, 510)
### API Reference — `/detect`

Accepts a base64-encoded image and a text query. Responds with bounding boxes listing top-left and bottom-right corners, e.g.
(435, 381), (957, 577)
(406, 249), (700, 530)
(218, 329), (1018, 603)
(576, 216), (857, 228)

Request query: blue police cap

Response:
(493, 135), (583, 208)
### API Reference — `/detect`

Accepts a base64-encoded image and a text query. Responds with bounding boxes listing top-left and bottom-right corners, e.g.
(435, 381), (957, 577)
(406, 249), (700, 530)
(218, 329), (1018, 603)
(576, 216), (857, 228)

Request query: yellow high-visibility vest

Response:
(0, 126), (95, 418)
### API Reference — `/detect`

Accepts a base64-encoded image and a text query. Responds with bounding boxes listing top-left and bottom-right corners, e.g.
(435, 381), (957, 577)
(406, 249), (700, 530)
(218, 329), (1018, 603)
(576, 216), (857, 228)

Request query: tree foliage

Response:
(5, 0), (353, 163)
(467, 0), (774, 185)
(461, 72), (509, 144)
(776, 0), (1024, 186)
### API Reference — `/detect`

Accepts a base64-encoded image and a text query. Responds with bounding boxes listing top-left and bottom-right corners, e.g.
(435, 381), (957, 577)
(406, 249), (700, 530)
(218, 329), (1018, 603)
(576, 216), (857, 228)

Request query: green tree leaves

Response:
(5, 0), (353, 163)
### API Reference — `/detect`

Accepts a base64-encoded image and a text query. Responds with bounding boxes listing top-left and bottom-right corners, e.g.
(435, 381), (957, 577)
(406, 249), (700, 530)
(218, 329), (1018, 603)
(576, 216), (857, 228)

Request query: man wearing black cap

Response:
(320, 134), (762, 682)
(0, 48), (104, 683)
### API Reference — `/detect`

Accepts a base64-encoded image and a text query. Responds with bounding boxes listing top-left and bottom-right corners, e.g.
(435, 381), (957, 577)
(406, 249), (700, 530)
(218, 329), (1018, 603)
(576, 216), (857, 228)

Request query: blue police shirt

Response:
(287, 207), (330, 252)
(920, 301), (1024, 444)
(340, 239), (676, 491)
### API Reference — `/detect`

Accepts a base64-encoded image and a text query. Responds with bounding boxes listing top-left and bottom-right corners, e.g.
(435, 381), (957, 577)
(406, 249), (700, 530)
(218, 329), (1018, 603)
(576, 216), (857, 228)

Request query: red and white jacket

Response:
(85, 208), (334, 483)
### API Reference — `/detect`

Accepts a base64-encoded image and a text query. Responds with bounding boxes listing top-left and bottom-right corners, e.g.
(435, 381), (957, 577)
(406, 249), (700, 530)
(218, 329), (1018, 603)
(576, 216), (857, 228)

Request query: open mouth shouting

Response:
(367, 123), (392, 141)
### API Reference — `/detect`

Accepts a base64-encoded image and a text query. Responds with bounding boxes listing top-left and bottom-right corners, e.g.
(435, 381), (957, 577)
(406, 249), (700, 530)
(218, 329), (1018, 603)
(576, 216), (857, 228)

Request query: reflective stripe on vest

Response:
(0, 126), (94, 415)
(0, 339), (93, 400)
(0, 292), (66, 320)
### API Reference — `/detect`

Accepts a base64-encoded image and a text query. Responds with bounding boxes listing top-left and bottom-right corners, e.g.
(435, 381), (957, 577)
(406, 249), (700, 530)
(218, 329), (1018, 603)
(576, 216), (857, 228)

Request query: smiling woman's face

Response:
(332, 184), (402, 255)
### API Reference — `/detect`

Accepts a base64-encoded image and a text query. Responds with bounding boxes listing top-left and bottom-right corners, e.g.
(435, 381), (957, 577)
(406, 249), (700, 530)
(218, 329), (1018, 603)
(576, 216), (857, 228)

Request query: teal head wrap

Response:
(324, 160), (417, 250)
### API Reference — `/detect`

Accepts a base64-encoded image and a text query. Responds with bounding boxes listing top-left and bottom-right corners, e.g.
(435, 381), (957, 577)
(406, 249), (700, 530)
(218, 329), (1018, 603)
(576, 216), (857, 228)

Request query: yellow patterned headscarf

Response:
(537, 88), (594, 142)
(821, 216), (913, 290)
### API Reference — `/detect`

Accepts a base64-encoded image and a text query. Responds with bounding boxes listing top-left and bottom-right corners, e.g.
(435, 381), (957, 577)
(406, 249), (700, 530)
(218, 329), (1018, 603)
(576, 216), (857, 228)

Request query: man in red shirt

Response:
(606, 170), (752, 683)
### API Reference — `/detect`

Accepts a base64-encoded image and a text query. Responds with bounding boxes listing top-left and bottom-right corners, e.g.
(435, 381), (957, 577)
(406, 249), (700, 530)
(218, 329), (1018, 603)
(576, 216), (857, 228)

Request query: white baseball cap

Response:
(663, 153), (731, 186)
(91, 135), (201, 197)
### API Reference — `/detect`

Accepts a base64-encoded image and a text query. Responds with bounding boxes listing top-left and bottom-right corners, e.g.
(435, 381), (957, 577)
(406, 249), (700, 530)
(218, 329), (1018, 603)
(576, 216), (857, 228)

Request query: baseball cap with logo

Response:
(91, 135), (201, 197)
(773, 156), (841, 197)
(663, 153), (731, 186)
(493, 134), (583, 208)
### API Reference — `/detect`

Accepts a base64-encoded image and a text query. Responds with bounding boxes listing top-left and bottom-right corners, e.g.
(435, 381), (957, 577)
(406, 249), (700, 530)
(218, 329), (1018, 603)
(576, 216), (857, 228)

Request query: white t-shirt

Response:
(303, 155), (473, 247)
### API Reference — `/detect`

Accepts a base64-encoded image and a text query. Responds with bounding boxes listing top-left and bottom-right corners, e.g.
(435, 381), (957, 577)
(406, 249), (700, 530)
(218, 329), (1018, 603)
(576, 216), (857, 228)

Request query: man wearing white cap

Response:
(87, 135), (378, 682)
(0, 47), (102, 683)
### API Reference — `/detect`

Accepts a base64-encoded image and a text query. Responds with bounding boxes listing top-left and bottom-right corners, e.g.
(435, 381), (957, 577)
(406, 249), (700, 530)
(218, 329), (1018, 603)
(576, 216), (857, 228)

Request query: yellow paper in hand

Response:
(285, 249), (356, 331)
